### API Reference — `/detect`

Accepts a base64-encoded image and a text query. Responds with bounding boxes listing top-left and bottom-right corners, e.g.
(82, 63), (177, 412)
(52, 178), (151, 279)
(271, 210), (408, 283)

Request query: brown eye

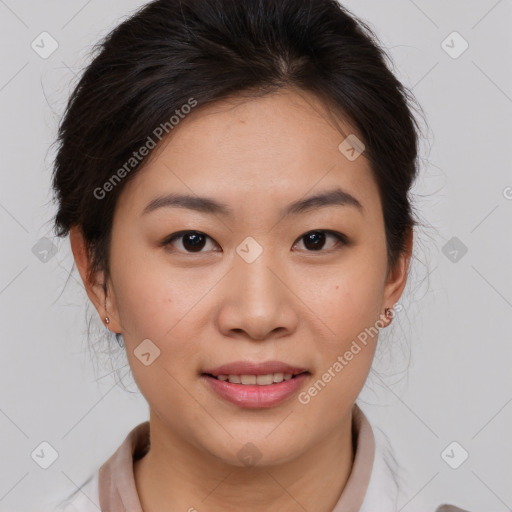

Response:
(294, 230), (347, 252)
(163, 231), (219, 253)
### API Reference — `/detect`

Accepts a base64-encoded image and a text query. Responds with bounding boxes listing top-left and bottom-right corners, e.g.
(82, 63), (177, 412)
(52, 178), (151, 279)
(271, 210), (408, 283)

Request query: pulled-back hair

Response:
(52, 0), (422, 287)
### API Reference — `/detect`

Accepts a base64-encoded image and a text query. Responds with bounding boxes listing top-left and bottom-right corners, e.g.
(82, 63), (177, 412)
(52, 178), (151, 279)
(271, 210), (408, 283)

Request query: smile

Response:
(201, 372), (310, 408)
(208, 372), (305, 385)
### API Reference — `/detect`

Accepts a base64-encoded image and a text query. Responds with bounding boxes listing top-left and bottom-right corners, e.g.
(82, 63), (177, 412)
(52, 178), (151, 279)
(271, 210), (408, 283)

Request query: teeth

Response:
(241, 375), (257, 385)
(256, 374), (273, 385)
(215, 373), (297, 385)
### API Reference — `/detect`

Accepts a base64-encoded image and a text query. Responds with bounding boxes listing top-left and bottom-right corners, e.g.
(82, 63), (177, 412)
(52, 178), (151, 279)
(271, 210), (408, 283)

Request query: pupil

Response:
(183, 232), (205, 252)
(304, 232), (325, 251)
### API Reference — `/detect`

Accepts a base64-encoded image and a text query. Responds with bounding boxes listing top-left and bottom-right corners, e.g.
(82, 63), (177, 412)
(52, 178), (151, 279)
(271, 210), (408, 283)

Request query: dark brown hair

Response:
(52, 0), (423, 289)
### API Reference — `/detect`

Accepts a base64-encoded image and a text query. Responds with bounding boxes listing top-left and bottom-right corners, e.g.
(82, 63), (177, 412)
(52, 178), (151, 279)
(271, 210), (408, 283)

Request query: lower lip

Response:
(201, 373), (310, 409)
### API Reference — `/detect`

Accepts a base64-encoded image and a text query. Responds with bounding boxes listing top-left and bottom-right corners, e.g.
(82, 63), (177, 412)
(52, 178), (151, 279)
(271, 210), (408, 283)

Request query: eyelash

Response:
(161, 230), (349, 254)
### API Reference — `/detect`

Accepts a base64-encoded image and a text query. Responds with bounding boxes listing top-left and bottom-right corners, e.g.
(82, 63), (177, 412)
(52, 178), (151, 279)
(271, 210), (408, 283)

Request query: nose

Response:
(215, 251), (299, 341)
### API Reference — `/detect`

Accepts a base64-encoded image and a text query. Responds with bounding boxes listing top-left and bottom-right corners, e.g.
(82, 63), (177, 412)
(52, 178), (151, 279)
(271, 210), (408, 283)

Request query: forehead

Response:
(116, 88), (381, 217)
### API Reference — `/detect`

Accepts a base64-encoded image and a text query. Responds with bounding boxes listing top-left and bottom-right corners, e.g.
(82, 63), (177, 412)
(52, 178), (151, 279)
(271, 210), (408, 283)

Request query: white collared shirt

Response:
(49, 404), (466, 512)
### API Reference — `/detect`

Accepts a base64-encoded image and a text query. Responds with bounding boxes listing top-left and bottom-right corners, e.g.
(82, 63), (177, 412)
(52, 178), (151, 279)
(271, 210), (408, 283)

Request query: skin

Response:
(71, 87), (412, 512)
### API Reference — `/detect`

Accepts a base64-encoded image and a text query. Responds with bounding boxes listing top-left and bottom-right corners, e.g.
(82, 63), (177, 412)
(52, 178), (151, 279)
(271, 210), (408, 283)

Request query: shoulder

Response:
(48, 471), (100, 512)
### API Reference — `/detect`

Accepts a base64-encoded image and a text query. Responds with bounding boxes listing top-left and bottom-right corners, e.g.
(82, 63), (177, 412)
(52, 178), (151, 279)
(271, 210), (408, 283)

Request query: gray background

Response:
(0, 1), (511, 510)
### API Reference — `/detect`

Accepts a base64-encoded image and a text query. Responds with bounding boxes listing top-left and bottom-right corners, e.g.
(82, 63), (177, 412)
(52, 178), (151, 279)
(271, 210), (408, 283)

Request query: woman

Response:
(50, 0), (469, 510)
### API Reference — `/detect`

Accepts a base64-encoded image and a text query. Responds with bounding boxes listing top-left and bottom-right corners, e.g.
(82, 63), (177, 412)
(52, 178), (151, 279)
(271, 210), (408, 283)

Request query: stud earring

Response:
(104, 295), (110, 329)
(104, 298), (123, 346)
(384, 307), (395, 325)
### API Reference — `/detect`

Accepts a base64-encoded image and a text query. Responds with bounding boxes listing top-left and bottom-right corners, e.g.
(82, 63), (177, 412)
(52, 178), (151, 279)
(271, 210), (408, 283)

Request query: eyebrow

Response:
(142, 187), (364, 218)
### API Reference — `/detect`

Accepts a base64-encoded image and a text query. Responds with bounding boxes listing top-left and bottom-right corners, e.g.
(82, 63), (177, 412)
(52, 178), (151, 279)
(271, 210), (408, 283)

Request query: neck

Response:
(133, 408), (355, 512)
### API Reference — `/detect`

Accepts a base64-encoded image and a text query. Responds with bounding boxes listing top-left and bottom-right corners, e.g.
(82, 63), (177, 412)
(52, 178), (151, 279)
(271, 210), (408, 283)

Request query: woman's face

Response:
(79, 88), (410, 467)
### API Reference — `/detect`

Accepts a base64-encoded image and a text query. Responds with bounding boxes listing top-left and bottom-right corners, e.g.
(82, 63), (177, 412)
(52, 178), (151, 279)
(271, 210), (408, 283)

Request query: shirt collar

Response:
(98, 403), (381, 511)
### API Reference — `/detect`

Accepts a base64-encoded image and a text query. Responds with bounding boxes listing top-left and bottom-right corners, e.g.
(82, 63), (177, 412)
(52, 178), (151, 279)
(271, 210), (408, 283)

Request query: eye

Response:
(292, 230), (348, 252)
(162, 231), (220, 253)
(161, 229), (348, 254)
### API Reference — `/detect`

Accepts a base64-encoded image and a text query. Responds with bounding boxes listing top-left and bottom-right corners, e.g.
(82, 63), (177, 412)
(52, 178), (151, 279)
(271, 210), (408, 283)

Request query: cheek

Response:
(296, 317), (378, 436)
(112, 270), (167, 341)
(302, 252), (386, 401)
(111, 264), (204, 416)
(109, 242), (208, 377)
(302, 284), (381, 422)
(109, 236), (189, 339)
(308, 258), (385, 343)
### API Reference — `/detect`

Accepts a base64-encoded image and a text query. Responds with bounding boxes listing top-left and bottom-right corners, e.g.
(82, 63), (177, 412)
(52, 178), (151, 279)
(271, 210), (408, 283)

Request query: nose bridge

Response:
(216, 243), (298, 340)
(236, 252), (279, 305)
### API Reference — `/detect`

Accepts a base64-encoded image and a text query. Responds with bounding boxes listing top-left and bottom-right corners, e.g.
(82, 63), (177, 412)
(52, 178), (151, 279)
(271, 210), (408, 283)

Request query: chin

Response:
(200, 431), (307, 469)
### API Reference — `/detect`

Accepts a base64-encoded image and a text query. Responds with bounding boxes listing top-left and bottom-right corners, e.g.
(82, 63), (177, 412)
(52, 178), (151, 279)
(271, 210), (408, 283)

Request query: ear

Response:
(382, 226), (413, 317)
(69, 226), (123, 333)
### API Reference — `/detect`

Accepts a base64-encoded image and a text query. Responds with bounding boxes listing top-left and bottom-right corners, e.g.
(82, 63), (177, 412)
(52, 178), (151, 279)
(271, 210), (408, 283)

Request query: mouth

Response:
(199, 362), (311, 408)
(202, 371), (309, 386)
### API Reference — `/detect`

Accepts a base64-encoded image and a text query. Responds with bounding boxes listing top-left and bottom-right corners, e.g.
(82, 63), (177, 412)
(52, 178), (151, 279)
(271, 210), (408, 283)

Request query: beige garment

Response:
(53, 402), (472, 511)
(98, 403), (374, 511)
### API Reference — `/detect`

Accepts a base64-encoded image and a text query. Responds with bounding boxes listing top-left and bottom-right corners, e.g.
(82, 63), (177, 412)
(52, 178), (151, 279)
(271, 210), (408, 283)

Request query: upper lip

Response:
(202, 361), (309, 377)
